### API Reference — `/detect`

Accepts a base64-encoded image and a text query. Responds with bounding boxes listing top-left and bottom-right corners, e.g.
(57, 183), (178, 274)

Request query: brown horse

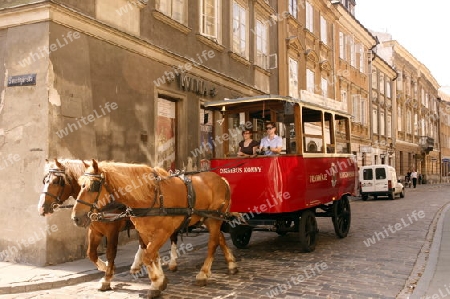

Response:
(38, 159), (149, 291)
(72, 159), (238, 298)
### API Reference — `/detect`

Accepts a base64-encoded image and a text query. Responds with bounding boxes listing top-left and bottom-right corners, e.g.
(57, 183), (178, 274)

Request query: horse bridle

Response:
(42, 168), (73, 211)
(76, 173), (125, 221)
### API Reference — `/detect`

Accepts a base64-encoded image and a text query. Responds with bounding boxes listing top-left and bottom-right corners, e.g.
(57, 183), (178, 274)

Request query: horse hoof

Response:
(168, 264), (178, 272)
(160, 276), (169, 291)
(147, 289), (161, 298)
(98, 282), (112, 292)
(196, 279), (207, 286)
(229, 267), (239, 275)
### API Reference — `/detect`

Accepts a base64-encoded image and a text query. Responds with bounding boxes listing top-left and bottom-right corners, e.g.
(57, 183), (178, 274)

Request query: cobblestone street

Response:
(3, 184), (450, 299)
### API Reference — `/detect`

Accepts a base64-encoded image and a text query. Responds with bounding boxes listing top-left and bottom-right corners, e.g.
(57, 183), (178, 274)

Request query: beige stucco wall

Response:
(0, 22), (52, 265)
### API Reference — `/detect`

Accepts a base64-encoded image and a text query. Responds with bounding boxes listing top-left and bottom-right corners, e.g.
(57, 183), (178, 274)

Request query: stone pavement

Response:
(0, 184), (449, 298)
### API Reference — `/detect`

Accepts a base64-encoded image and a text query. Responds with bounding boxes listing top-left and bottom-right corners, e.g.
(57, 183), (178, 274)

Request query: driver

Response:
(258, 121), (283, 155)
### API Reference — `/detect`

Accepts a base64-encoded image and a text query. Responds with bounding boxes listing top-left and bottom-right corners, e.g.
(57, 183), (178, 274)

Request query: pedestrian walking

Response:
(411, 170), (418, 188)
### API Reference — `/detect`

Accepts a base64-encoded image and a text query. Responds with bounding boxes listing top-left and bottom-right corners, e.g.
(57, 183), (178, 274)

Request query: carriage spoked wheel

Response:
(230, 225), (253, 249)
(298, 210), (318, 252)
(332, 196), (351, 238)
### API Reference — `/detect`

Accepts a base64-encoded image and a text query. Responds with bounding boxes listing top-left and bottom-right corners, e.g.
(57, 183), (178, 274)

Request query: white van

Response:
(359, 164), (405, 200)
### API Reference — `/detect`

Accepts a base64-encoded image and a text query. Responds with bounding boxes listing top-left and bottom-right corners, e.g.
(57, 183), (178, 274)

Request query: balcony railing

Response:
(419, 136), (434, 153)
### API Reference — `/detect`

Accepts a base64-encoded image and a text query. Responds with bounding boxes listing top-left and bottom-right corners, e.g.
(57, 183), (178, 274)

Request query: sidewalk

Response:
(410, 199), (450, 299)
(0, 185), (449, 298)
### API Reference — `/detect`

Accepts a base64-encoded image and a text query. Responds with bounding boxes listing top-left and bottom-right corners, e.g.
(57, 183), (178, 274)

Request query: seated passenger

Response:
(258, 121), (283, 155)
(237, 130), (259, 157)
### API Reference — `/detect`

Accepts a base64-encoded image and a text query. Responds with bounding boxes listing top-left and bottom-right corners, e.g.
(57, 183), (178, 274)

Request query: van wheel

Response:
(400, 188), (405, 198)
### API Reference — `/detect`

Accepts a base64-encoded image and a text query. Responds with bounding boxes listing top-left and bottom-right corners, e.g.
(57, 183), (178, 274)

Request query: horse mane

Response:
(47, 159), (87, 183)
(79, 161), (170, 202)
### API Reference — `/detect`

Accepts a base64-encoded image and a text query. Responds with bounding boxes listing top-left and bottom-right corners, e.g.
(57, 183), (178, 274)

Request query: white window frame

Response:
(397, 106), (402, 132)
(349, 37), (355, 67)
(320, 15), (327, 45)
(289, 0), (298, 18)
(406, 109), (412, 134)
(387, 113), (392, 138)
(156, 0), (188, 25)
(200, 0), (220, 41)
(341, 89), (348, 109)
(359, 45), (365, 73)
(232, 1), (248, 58)
(372, 108), (378, 134)
(289, 57), (298, 98)
(380, 111), (385, 135)
(339, 32), (346, 60)
(379, 73), (385, 94)
(255, 18), (269, 69)
(305, 1), (314, 32)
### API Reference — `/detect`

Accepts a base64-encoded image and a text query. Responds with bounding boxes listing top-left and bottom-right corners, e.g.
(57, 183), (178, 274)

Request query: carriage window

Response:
(302, 107), (323, 153)
(335, 115), (350, 153)
(324, 112), (334, 153)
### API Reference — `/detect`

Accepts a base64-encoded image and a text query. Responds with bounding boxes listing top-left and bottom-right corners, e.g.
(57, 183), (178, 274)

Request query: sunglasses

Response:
(266, 127), (274, 130)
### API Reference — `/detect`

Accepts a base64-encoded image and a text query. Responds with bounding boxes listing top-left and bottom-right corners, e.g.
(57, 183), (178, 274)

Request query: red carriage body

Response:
(205, 95), (358, 251)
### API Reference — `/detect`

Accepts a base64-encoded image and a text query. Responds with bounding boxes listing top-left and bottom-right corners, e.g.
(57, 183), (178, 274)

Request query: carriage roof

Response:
(204, 94), (351, 117)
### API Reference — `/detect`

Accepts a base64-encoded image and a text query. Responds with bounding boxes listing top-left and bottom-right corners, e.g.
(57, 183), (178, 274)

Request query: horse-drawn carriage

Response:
(205, 95), (358, 252)
(38, 95), (357, 298)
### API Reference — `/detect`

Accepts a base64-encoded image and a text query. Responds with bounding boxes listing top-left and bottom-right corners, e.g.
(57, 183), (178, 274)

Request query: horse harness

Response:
(76, 171), (231, 230)
(42, 168), (75, 210)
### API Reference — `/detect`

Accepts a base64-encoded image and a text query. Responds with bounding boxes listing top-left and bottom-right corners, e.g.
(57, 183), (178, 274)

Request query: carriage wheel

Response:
(230, 225), (253, 249)
(332, 196), (351, 238)
(298, 210), (318, 252)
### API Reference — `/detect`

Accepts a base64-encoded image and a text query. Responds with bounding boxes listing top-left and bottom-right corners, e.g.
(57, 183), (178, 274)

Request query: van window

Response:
(375, 168), (386, 180)
(363, 169), (373, 180)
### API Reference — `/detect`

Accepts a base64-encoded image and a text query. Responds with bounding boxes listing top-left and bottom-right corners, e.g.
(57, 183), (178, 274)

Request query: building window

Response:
(232, 1), (248, 58)
(156, 0), (188, 25)
(305, 1), (314, 32)
(307, 69), (315, 93)
(200, 0), (220, 40)
(414, 113), (418, 135)
(255, 19), (268, 69)
(352, 95), (366, 124)
(397, 106), (402, 132)
(406, 109), (412, 134)
(288, 0), (298, 18)
(320, 15), (327, 45)
(289, 57), (298, 97)
(380, 111), (385, 135)
(341, 89), (348, 110)
(339, 32), (346, 60)
(386, 79), (391, 98)
(387, 113), (392, 138)
(349, 37), (355, 67)
(379, 73), (385, 94)
(373, 109), (378, 134)
(321, 77), (328, 98)
(371, 68), (377, 89)
(359, 44), (365, 73)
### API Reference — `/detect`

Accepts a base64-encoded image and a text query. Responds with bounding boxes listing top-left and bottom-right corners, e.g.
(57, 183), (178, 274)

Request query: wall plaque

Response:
(7, 74), (37, 87)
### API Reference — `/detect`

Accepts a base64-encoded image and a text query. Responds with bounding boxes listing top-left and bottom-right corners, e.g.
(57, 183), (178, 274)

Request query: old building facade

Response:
(0, 0), (278, 265)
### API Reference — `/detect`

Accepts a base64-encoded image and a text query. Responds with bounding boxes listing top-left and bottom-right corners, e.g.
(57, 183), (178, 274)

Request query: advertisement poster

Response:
(157, 98), (176, 171)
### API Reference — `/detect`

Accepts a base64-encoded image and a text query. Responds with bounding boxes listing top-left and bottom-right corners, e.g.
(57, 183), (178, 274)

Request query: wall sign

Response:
(7, 74), (37, 87)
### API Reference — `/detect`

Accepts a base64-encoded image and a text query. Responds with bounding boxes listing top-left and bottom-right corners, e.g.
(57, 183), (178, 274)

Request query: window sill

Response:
(228, 51), (251, 66)
(196, 34), (225, 52)
(152, 10), (191, 35)
(254, 64), (271, 76)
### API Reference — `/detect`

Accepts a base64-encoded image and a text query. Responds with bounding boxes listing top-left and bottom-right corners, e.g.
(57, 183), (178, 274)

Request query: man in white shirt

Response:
(258, 121), (283, 155)
(410, 170), (418, 188)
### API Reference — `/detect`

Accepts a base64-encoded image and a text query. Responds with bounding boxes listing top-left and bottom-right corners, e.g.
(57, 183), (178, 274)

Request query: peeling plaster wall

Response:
(0, 23), (49, 265)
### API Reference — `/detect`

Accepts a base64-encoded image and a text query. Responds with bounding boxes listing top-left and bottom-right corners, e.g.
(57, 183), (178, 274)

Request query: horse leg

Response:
(141, 233), (171, 298)
(87, 228), (106, 272)
(98, 228), (120, 291)
(195, 219), (221, 286)
(130, 234), (146, 274)
(218, 230), (238, 275)
(168, 231), (178, 272)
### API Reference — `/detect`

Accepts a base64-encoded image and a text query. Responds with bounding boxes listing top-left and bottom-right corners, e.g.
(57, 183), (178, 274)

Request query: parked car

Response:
(359, 164), (405, 200)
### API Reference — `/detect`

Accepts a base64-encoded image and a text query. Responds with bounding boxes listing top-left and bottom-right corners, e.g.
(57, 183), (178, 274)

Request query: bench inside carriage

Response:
(204, 95), (357, 252)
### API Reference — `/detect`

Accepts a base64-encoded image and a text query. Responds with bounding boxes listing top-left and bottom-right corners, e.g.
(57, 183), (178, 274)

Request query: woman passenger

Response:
(237, 130), (259, 157)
